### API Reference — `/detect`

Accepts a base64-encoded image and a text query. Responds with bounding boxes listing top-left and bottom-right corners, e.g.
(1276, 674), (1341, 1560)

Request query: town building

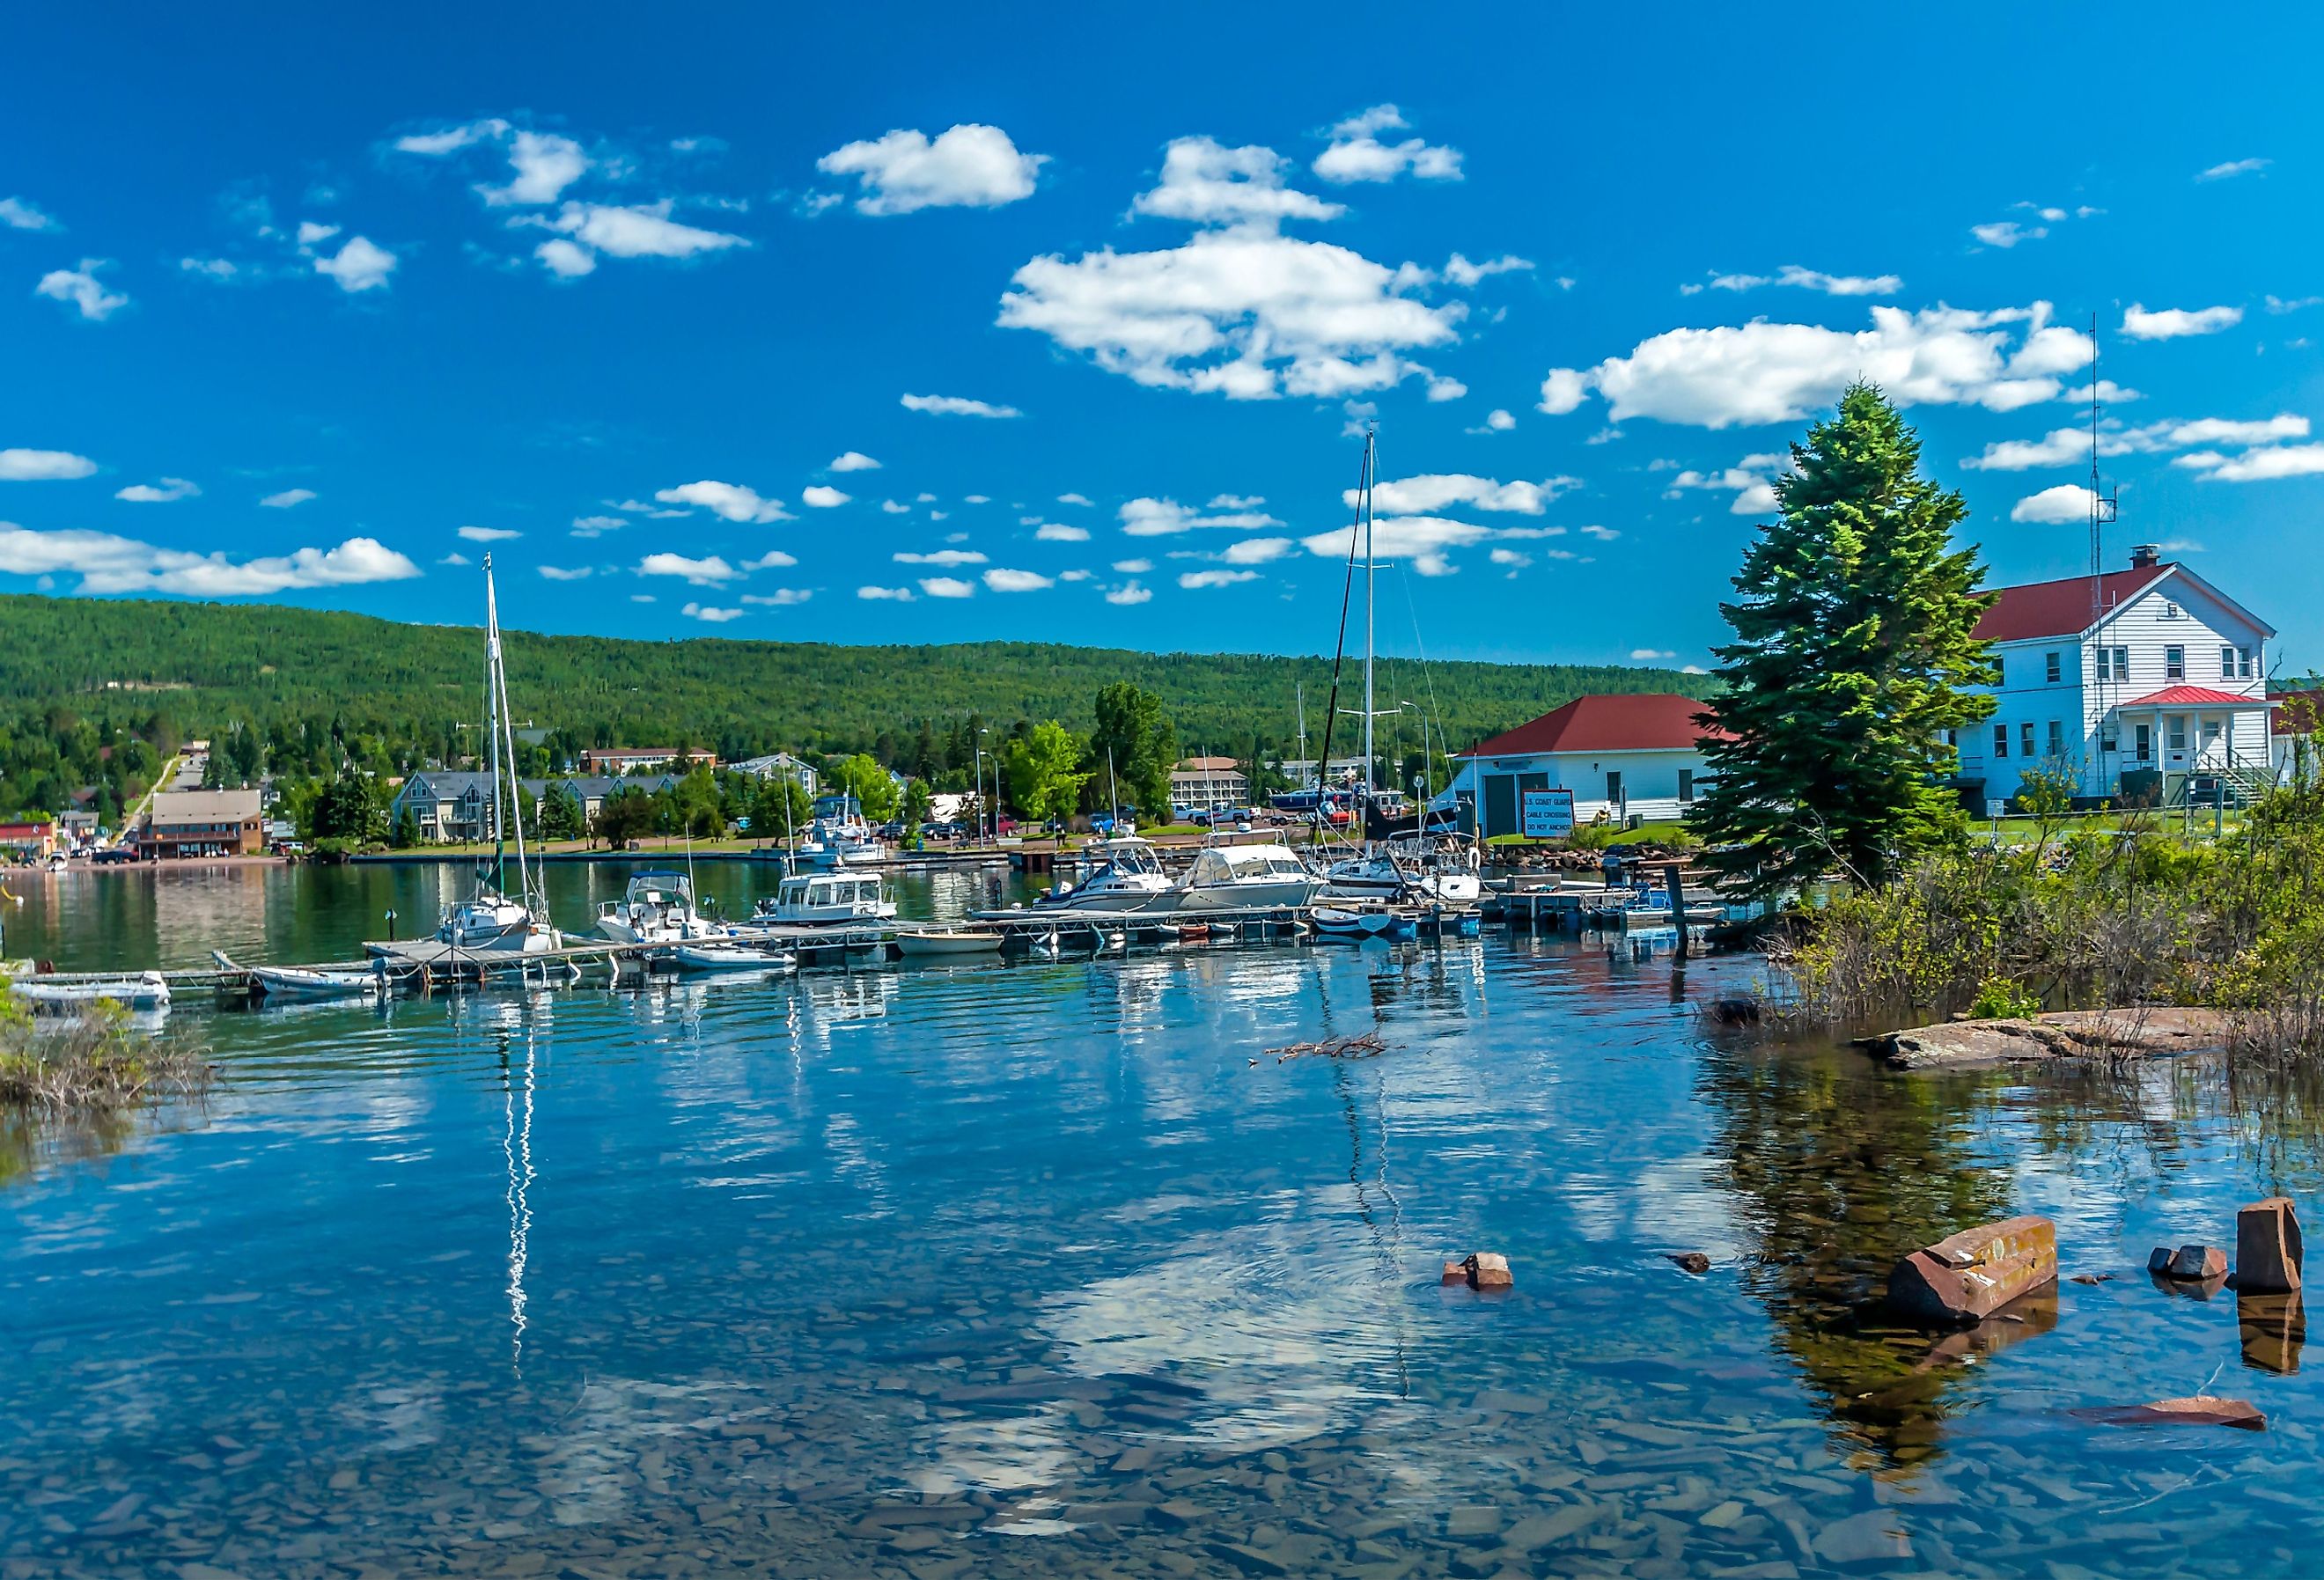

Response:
(1170, 756), (1247, 812)
(577, 746), (715, 775)
(1957, 546), (2274, 806)
(0, 819), (57, 861)
(388, 772), (679, 842)
(1274, 755), (1370, 789)
(137, 790), (263, 857)
(1450, 694), (1718, 835)
(728, 752), (820, 794)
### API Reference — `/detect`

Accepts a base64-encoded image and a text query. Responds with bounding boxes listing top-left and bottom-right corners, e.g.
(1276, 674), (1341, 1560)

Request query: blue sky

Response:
(4, 4), (2320, 673)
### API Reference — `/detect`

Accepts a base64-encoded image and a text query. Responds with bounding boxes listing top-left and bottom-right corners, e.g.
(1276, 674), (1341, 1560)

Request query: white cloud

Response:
(1179, 568), (1261, 589)
(829, 451), (881, 472)
(1439, 253), (1530, 287)
(800, 485), (851, 509)
(1687, 264), (1902, 297)
(653, 480), (792, 523)
(484, 130), (589, 206)
(918, 576), (975, 598)
(740, 550), (796, 570)
(2266, 295), (2322, 315)
(1425, 374), (1467, 402)
(524, 201), (746, 273)
(894, 548), (987, 566)
(1313, 106), (1462, 185)
(1665, 451), (1791, 514)
(296, 220), (340, 246)
(1059, 569), (1092, 582)
(1057, 491), (1094, 506)
(535, 239), (595, 278)
(0, 525), (417, 595)
(260, 488), (317, 508)
(2198, 158), (2270, 181)
(1631, 648), (1676, 659)
(1963, 413), (2309, 470)
(1208, 493), (1265, 509)
(901, 392), (1021, 418)
(1351, 473), (1577, 515)
(1117, 496), (1283, 537)
(313, 235), (397, 292)
(114, 478), (200, 503)
(983, 567), (1053, 592)
(680, 601), (745, 622)
(2011, 484), (2098, 523)
(440, 552), (472, 567)
(34, 259), (129, 320)
(742, 588), (812, 606)
(1971, 220), (2045, 248)
(1134, 136), (1343, 225)
(879, 500), (909, 515)
(1034, 522), (1090, 541)
(1488, 547), (1530, 569)
(1220, 536), (1292, 564)
(393, 119), (511, 157)
(180, 257), (239, 281)
(638, 552), (739, 584)
(458, 525), (519, 542)
(1111, 557), (1153, 573)
(1467, 408), (1517, 435)
(539, 564), (592, 581)
(857, 584), (915, 600)
(1538, 302), (2092, 429)
(1579, 524), (1620, 540)
(570, 514), (626, 537)
(609, 496), (694, 518)
(2058, 378), (2142, 405)
(0, 449), (97, 481)
(1300, 514), (1494, 577)
(2121, 302), (2243, 341)
(1105, 581), (1152, 606)
(816, 123), (1046, 215)
(0, 196), (60, 231)
(2177, 445), (2324, 482)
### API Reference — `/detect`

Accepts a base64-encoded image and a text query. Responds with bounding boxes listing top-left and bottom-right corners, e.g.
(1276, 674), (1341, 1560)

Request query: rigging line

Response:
(1313, 429), (1374, 804)
(1394, 564), (1452, 803)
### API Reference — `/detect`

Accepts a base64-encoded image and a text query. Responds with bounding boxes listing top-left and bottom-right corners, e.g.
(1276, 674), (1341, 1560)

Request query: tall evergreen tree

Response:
(1692, 384), (1997, 897)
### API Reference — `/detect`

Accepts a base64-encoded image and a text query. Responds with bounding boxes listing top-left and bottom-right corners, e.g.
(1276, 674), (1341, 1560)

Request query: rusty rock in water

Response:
(2075, 1396), (2267, 1431)
(2237, 1197), (2305, 1295)
(1667, 1253), (1711, 1275)
(2167, 1244), (2229, 1281)
(1886, 1215), (2057, 1328)
(1443, 1252), (1511, 1290)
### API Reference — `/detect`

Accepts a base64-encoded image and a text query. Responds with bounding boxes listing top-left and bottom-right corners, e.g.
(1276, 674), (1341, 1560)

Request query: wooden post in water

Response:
(1663, 862), (1689, 961)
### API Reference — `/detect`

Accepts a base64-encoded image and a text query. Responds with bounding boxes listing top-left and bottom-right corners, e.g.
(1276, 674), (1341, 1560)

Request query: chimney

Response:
(2129, 543), (2162, 570)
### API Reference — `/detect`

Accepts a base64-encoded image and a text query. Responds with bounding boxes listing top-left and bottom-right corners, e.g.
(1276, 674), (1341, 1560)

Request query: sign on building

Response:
(1520, 787), (1576, 840)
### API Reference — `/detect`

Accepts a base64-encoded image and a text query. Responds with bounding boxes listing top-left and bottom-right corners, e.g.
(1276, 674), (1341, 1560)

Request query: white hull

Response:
(895, 929), (1004, 957)
(673, 944), (795, 973)
(1140, 876), (1323, 914)
(11, 971), (171, 1010)
(1034, 879), (1173, 912)
(216, 951), (383, 1001)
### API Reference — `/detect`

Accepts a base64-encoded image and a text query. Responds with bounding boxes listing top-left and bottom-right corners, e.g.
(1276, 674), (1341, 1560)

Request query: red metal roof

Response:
(2120, 686), (2265, 709)
(1458, 693), (1720, 759)
(1974, 566), (2170, 643)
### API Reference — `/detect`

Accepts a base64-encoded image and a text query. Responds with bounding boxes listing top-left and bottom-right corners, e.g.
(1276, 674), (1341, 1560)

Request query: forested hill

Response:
(0, 592), (1717, 757)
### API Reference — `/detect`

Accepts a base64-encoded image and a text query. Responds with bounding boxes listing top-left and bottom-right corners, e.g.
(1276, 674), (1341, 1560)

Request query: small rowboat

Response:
(1311, 906), (1416, 943)
(214, 951), (385, 1002)
(9, 970), (172, 1010)
(672, 944), (796, 973)
(894, 927), (1004, 958)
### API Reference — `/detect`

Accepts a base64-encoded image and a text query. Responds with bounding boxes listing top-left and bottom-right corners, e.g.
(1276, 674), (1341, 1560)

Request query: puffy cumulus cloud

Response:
(879, 500), (909, 514)
(115, 477), (201, 503)
(1350, 473), (1578, 515)
(828, 451), (881, 472)
(34, 259), (129, 320)
(1111, 557), (1152, 573)
(901, 392), (1020, 418)
(521, 201), (746, 276)
(539, 564), (592, 581)
(637, 552), (739, 584)
(816, 123), (1046, 215)
(1179, 568), (1261, 589)
(800, 485), (850, 508)
(1538, 303), (2092, 429)
(1311, 105), (1461, 185)
(1971, 220), (2044, 248)
(1488, 547), (1531, 569)
(894, 548), (987, 566)
(1300, 514), (1497, 577)
(313, 235), (397, 292)
(2121, 302), (2243, 341)
(1057, 491), (1094, 506)
(857, 584), (915, 600)
(260, 488), (317, 508)
(1467, 408), (1517, 435)
(1683, 264), (1902, 297)
(652, 479), (792, 523)
(0, 524), (417, 596)
(297, 220), (340, 246)
(741, 588), (812, 606)
(1133, 136), (1343, 226)
(740, 550), (796, 570)
(484, 130), (590, 206)
(1579, 524), (1620, 540)
(1034, 522), (1089, 541)
(1438, 253), (1531, 287)
(983, 567), (1054, 592)
(1209, 493), (1264, 509)
(1105, 580), (1153, 606)
(0, 195), (61, 231)
(2198, 158), (2270, 181)
(681, 601), (745, 622)
(2176, 444), (2324, 482)
(2011, 483), (2099, 523)
(1117, 496), (1283, 537)
(0, 448), (98, 481)
(918, 576), (975, 598)
(1963, 413), (2309, 470)
(1664, 452), (1791, 515)
(457, 525), (519, 542)
(1219, 536), (1293, 564)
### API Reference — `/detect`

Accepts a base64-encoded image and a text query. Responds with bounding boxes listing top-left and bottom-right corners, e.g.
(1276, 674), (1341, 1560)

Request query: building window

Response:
(1678, 769), (1695, 804)
(2166, 645), (2185, 682)
(2135, 724), (2151, 761)
(2168, 717), (2188, 752)
(2047, 720), (2064, 757)
(2239, 647), (2255, 680)
(2203, 721), (2222, 749)
(2223, 645), (2238, 679)
(1605, 770), (1623, 805)
(2020, 722), (2036, 758)
(1994, 724), (2009, 759)
(2112, 645), (2130, 681)
(2100, 730), (2117, 753)
(2045, 651), (2062, 684)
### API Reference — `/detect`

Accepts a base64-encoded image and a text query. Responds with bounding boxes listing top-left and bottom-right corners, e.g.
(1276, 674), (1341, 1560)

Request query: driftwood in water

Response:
(1269, 1032), (1386, 1062)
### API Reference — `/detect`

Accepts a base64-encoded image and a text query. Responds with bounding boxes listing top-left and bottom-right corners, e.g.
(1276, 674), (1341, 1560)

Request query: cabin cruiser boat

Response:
(1137, 840), (1322, 914)
(596, 871), (729, 944)
(1036, 834), (1174, 911)
(746, 870), (897, 928)
(1322, 833), (1483, 905)
(798, 806), (886, 868)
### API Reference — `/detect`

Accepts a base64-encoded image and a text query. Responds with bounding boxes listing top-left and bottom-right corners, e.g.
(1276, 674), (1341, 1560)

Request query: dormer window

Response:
(2163, 601), (2182, 620)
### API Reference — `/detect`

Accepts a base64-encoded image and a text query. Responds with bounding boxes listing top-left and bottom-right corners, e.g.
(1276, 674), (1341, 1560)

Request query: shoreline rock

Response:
(1858, 1007), (2231, 1071)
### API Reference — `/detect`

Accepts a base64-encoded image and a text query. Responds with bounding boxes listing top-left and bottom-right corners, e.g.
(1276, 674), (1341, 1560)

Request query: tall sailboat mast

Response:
(484, 555), (506, 897)
(1362, 431), (1376, 798)
(483, 555), (541, 915)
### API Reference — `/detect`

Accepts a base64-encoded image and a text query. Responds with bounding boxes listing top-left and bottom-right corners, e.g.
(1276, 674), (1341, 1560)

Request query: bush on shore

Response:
(0, 996), (213, 1114)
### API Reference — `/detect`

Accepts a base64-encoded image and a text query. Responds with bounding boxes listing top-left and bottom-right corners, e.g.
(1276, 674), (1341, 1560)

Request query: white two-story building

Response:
(1959, 545), (2275, 807)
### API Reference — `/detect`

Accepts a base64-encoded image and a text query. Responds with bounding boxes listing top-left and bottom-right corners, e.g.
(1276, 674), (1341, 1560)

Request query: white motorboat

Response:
(213, 950), (386, 1001)
(1311, 904), (1416, 942)
(1035, 834), (1173, 912)
(672, 943), (796, 973)
(1138, 841), (1322, 914)
(798, 805), (887, 868)
(596, 871), (729, 944)
(894, 926), (1004, 958)
(44, 851), (67, 873)
(9, 970), (172, 1010)
(746, 871), (897, 928)
(1323, 836), (1483, 905)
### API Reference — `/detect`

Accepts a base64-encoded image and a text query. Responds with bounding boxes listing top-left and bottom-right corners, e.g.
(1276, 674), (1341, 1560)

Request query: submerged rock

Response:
(2073, 1396), (2267, 1430)
(1860, 1007), (2230, 1070)
(1886, 1215), (2057, 1327)
(1667, 1253), (1712, 1275)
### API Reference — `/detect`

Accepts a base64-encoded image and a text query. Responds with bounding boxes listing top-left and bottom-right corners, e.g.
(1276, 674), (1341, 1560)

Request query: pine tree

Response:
(1692, 384), (1997, 898)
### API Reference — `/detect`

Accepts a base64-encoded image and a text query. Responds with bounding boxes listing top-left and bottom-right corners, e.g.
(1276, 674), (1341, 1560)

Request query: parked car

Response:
(921, 819), (963, 841)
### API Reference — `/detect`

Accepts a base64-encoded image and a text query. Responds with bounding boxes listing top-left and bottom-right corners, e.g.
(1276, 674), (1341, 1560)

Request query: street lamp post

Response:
(975, 725), (990, 843)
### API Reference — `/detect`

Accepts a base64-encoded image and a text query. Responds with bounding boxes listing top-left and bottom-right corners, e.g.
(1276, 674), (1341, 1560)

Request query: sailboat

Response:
(438, 557), (563, 955)
(1316, 430), (1483, 908)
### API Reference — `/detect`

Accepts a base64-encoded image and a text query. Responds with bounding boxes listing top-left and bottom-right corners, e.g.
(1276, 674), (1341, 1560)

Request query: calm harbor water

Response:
(6, 864), (2324, 1577)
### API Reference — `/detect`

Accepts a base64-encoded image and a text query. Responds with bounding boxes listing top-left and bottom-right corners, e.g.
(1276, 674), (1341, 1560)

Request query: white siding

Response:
(1454, 746), (1712, 834)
